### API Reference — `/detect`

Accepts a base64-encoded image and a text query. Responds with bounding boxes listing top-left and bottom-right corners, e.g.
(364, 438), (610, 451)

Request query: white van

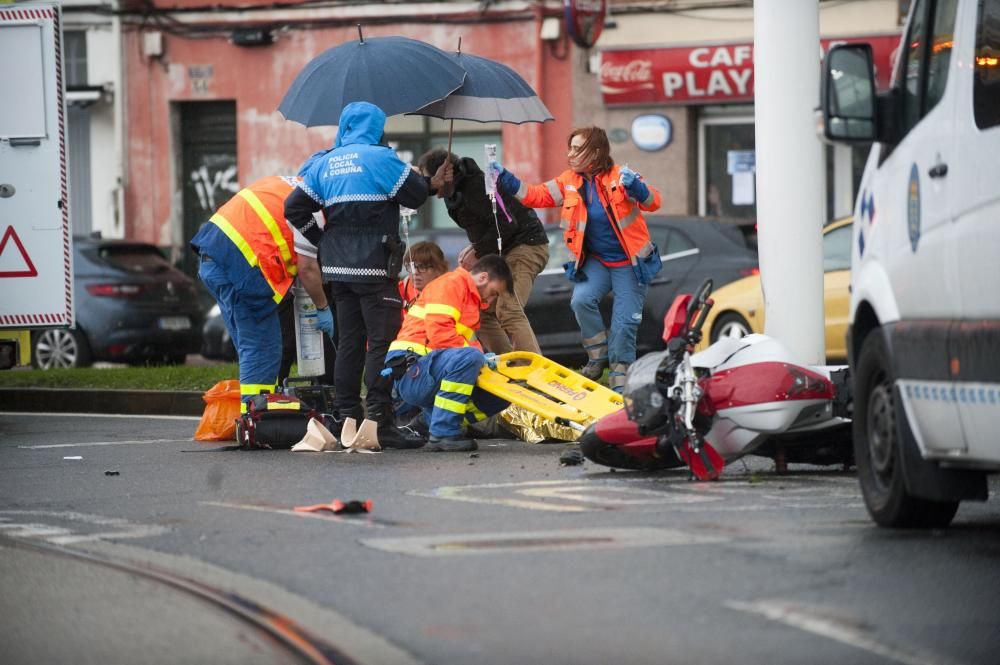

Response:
(822, 0), (1000, 528)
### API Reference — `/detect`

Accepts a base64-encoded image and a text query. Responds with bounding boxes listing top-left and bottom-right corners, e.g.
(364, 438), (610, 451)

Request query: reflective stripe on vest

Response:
(424, 303), (475, 342)
(210, 212), (284, 304)
(388, 340), (431, 355)
(237, 188), (296, 277)
(545, 180), (563, 205)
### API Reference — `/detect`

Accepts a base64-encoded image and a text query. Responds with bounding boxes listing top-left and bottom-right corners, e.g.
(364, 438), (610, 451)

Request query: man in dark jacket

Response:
(285, 102), (451, 448)
(418, 149), (549, 354)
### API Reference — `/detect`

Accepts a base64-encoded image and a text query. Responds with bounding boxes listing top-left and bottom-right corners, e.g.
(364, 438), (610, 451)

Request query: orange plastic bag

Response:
(194, 379), (241, 441)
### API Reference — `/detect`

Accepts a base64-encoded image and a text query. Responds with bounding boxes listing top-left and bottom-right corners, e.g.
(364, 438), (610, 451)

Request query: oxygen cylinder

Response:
(292, 281), (325, 377)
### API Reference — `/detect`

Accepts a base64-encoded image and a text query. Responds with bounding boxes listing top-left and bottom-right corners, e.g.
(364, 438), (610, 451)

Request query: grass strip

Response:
(0, 364), (239, 392)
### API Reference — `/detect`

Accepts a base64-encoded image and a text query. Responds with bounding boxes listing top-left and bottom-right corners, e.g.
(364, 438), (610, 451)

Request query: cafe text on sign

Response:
(600, 35), (900, 106)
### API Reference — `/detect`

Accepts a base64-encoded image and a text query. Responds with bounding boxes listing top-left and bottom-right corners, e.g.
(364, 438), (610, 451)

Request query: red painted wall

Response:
(122, 8), (573, 247)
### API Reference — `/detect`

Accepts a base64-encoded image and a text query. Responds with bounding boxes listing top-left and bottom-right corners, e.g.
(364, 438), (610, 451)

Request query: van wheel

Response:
(853, 331), (959, 528)
(711, 313), (751, 343)
(32, 328), (92, 369)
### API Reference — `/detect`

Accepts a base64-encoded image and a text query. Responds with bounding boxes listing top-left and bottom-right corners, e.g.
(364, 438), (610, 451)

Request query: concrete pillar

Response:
(753, 0), (826, 364)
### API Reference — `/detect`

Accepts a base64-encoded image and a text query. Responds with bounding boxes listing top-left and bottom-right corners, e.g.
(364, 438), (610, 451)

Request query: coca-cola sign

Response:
(600, 34), (901, 106)
(564, 0), (607, 49)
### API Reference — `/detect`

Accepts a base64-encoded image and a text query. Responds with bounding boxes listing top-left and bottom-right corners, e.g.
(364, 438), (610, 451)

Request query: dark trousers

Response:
(330, 280), (402, 413)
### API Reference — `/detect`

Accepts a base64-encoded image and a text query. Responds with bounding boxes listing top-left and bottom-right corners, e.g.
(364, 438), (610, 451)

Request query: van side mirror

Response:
(822, 44), (878, 143)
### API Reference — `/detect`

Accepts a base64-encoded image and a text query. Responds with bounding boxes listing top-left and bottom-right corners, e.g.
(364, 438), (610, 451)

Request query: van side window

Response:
(925, 0), (959, 111)
(974, 0), (1000, 129)
(901, 0), (929, 134)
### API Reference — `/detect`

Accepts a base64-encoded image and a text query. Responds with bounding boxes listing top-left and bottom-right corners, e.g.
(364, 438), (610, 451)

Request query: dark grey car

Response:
(526, 216), (758, 363)
(31, 237), (204, 368)
(407, 216), (757, 364)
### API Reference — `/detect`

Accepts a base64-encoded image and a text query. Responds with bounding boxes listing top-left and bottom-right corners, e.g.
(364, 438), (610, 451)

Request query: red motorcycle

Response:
(580, 280), (852, 480)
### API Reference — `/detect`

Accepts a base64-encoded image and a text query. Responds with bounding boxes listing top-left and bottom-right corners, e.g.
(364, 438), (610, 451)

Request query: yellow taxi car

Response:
(697, 217), (852, 361)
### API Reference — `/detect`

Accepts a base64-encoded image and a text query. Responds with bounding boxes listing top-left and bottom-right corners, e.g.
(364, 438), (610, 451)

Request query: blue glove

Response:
(489, 160), (505, 176)
(314, 306), (335, 339)
(619, 167), (637, 187)
(484, 352), (498, 370)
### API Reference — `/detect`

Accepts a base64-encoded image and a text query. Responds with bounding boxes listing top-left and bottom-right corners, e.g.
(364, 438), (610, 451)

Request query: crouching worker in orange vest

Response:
(190, 176), (333, 411)
(383, 255), (513, 452)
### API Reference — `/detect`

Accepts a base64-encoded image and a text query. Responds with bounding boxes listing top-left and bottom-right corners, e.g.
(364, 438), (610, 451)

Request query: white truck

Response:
(822, 0), (1000, 527)
(0, 2), (73, 368)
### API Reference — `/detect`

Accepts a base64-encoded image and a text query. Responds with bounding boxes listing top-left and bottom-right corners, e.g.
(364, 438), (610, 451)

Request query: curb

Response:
(0, 388), (203, 416)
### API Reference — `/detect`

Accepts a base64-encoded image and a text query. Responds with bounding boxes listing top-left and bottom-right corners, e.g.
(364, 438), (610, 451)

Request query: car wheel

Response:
(710, 312), (751, 343)
(32, 328), (92, 369)
(853, 331), (959, 528)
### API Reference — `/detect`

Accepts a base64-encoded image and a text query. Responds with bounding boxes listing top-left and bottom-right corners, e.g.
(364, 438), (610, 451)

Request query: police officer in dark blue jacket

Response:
(285, 101), (452, 448)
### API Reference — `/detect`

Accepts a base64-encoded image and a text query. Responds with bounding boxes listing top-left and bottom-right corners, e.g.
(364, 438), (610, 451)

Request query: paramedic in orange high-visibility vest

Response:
(491, 126), (662, 393)
(384, 255), (513, 452)
(190, 175), (333, 411)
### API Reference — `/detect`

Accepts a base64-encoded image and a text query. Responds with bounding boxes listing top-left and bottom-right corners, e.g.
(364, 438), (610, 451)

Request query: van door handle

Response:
(544, 285), (571, 295)
(649, 276), (672, 285)
(928, 162), (948, 178)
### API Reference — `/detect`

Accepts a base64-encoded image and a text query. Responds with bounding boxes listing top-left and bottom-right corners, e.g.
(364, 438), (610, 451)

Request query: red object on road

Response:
(294, 500), (373, 515)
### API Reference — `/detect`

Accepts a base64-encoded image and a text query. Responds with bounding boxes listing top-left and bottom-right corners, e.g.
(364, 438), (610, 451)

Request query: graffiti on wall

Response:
(189, 162), (238, 212)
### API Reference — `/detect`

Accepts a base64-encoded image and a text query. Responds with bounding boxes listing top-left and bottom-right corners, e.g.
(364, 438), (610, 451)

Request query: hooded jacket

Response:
(443, 157), (548, 258)
(284, 102), (431, 283)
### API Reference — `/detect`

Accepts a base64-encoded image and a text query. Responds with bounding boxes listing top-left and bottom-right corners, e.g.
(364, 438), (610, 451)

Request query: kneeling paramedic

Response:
(190, 175), (333, 411)
(385, 255), (513, 452)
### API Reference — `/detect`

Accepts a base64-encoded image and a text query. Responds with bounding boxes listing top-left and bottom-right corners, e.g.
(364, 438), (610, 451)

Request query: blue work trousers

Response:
(389, 348), (508, 438)
(569, 259), (648, 365)
(198, 256), (281, 399)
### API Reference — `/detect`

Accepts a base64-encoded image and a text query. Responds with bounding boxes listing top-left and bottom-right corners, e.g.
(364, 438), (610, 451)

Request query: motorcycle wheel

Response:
(853, 331), (959, 528)
(579, 433), (684, 471)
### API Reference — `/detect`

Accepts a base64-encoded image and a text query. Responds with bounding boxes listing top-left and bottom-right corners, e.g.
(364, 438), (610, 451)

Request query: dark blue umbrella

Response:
(411, 51), (553, 125)
(278, 34), (467, 126)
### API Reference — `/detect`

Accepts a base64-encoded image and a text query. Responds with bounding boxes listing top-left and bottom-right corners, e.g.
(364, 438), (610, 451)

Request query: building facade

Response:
(578, 0), (906, 223)
(118, 0), (574, 274)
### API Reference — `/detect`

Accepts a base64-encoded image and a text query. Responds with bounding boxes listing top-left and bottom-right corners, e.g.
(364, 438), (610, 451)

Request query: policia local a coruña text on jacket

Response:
(284, 101), (453, 449)
(190, 175), (334, 410)
(385, 255), (514, 453)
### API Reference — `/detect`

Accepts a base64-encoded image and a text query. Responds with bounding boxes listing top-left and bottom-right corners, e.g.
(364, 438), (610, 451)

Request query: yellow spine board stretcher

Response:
(476, 352), (624, 431)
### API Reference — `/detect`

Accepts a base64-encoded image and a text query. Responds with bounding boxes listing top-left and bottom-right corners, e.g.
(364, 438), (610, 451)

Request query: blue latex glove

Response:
(484, 352), (498, 370)
(489, 160), (505, 176)
(619, 167), (637, 187)
(315, 306), (335, 339)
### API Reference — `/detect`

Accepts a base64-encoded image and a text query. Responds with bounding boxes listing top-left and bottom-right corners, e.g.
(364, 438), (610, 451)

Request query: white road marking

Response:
(363, 527), (727, 557)
(20, 438), (187, 450)
(201, 501), (387, 528)
(412, 478), (862, 513)
(0, 510), (168, 545)
(2, 412), (200, 421)
(725, 599), (966, 665)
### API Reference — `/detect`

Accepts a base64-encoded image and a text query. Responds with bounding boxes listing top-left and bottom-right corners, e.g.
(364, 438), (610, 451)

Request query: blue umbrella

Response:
(411, 51), (553, 125)
(278, 33), (467, 126)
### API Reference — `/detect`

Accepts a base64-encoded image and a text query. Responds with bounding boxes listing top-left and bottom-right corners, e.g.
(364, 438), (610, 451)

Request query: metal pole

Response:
(753, 0), (826, 364)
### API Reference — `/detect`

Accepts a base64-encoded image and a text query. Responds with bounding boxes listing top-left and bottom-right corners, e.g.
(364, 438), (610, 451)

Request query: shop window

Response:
(698, 113), (756, 223)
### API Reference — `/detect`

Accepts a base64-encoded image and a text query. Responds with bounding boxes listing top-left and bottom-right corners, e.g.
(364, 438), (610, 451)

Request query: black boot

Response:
(369, 407), (426, 449)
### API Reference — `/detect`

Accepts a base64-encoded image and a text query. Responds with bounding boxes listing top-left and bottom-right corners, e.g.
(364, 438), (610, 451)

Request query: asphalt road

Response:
(1, 412), (998, 665)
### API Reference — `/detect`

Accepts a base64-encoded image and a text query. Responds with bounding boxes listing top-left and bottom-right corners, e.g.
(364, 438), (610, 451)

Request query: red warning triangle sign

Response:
(0, 226), (38, 278)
